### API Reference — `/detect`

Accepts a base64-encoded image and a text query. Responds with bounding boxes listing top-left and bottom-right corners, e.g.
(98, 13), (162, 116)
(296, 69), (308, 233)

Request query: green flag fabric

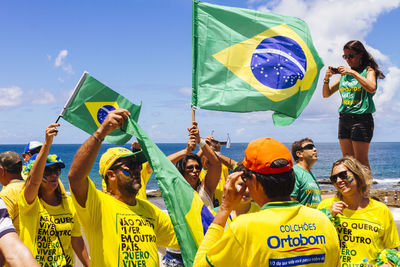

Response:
(192, 1), (324, 125)
(124, 118), (214, 267)
(61, 72), (141, 145)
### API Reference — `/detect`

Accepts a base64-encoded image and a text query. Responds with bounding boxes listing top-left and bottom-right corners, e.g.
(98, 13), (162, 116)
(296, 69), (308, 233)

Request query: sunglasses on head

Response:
(301, 144), (315, 150)
(329, 170), (352, 184)
(44, 167), (61, 177)
(342, 54), (357, 60)
(185, 164), (201, 171)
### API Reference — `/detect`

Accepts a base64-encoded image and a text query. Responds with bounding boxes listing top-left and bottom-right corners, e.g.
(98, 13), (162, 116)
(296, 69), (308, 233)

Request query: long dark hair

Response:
(344, 40), (385, 79)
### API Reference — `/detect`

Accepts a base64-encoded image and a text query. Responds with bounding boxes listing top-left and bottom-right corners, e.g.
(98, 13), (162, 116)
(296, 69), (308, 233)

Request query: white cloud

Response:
(54, 50), (74, 74)
(31, 88), (56, 105)
(0, 86), (23, 107)
(236, 127), (245, 135)
(55, 50), (68, 67)
(179, 87), (192, 96)
(374, 66), (400, 112)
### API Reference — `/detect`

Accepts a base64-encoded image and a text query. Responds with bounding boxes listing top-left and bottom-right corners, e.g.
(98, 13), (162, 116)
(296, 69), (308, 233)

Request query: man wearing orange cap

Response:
(68, 109), (179, 267)
(193, 138), (340, 267)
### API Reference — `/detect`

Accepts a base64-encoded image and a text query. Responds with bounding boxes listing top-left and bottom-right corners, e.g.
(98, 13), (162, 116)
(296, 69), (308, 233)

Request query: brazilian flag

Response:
(60, 72), (141, 145)
(192, 1), (324, 126)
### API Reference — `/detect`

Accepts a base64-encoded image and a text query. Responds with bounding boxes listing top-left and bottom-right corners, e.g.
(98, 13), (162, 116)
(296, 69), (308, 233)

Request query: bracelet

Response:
(323, 79), (330, 84)
(199, 138), (206, 148)
(92, 134), (104, 143)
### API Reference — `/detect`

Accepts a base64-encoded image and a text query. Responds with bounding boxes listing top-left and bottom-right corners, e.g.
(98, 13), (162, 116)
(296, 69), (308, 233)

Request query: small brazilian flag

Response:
(192, 1), (324, 126)
(60, 72), (141, 145)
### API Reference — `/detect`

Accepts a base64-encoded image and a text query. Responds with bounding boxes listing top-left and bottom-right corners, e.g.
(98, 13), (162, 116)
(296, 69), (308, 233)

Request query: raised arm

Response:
(322, 67), (341, 98)
(24, 123), (59, 204)
(68, 109), (131, 207)
(190, 122), (221, 197)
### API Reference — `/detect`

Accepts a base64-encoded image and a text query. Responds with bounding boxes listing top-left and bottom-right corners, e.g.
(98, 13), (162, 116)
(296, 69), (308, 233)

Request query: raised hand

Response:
(331, 201), (348, 217)
(45, 123), (60, 145)
(97, 109), (131, 138)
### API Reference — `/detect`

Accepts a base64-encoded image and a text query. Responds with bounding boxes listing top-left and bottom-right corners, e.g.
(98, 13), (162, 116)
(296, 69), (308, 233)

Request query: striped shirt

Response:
(0, 198), (16, 238)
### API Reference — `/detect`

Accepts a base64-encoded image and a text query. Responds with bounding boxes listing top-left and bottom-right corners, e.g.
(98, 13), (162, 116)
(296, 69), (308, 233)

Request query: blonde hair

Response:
(331, 156), (372, 197)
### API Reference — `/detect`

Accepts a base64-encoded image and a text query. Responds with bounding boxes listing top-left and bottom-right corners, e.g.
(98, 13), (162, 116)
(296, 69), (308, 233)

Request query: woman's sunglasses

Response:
(342, 54), (356, 60)
(44, 167), (61, 177)
(185, 165), (201, 171)
(329, 170), (353, 184)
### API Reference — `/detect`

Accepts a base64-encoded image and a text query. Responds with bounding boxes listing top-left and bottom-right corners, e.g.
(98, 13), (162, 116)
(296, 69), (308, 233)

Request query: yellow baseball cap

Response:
(99, 147), (147, 177)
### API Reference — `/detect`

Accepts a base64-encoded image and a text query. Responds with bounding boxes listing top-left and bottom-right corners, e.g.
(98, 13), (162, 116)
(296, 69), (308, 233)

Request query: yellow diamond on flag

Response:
(84, 102), (120, 127)
(212, 24), (318, 102)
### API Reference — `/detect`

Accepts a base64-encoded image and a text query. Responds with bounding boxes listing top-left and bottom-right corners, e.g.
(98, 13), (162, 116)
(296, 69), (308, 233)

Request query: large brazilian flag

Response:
(192, 1), (324, 126)
(60, 72), (141, 145)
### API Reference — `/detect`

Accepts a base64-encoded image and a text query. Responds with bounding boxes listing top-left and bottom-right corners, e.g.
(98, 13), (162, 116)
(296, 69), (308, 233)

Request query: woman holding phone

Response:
(19, 123), (89, 266)
(322, 40), (385, 169)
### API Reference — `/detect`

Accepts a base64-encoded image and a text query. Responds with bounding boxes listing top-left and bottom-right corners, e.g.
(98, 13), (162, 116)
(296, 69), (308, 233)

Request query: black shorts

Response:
(338, 113), (374, 143)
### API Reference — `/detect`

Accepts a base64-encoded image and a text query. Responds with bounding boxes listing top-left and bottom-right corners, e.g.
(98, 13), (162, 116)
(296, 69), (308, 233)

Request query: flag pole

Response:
(55, 71), (88, 123)
(191, 106), (196, 122)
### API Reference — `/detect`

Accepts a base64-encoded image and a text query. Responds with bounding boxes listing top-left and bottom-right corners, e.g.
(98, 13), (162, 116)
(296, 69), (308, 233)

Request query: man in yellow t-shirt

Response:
(0, 151), (26, 234)
(68, 109), (179, 267)
(193, 138), (340, 267)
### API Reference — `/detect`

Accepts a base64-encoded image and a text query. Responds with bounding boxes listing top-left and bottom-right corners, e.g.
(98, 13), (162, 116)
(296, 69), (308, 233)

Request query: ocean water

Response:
(1, 142), (399, 192)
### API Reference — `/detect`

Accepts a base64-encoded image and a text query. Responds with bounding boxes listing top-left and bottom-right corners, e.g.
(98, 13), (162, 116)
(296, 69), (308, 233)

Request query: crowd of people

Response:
(0, 40), (398, 266)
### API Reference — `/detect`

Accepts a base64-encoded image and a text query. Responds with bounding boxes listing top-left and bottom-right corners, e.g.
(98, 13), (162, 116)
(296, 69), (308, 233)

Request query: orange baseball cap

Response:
(243, 138), (293, 174)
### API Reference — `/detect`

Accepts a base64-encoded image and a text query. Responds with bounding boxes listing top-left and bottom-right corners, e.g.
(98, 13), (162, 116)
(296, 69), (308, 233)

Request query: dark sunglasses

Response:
(342, 54), (356, 60)
(185, 165), (201, 171)
(329, 170), (352, 183)
(44, 167), (61, 177)
(301, 144), (315, 150)
(111, 159), (142, 172)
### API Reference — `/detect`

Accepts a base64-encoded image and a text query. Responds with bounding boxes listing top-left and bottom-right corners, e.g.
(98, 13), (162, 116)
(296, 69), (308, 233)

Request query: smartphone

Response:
(330, 67), (340, 74)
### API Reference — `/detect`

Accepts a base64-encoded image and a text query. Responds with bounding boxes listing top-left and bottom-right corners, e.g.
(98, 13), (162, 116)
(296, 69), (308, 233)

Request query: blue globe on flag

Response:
(251, 36), (307, 90)
(97, 105), (116, 124)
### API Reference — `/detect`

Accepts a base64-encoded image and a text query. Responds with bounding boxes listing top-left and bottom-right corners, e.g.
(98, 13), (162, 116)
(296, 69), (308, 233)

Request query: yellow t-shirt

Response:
(72, 178), (179, 267)
(0, 180), (25, 234)
(318, 197), (400, 265)
(18, 192), (82, 266)
(194, 201), (340, 267)
(199, 164), (229, 205)
(102, 162), (152, 200)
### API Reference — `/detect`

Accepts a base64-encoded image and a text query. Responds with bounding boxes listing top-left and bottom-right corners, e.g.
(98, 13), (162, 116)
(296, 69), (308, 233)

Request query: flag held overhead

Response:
(60, 72), (141, 145)
(192, 1), (324, 126)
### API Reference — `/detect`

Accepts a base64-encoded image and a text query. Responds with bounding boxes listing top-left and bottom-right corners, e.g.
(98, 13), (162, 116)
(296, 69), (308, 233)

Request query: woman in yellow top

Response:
(19, 123), (90, 267)
(318, 157), (399, 266)
(323, 40), (385, 169)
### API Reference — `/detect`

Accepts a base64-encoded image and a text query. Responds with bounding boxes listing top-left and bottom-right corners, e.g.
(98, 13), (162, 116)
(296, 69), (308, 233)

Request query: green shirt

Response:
(291, 165), (321, 208)
(338, 68), (376, 114)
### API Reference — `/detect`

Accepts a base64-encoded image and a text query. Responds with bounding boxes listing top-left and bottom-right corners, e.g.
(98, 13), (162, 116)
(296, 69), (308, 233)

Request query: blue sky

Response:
(1, 0), (399, 144)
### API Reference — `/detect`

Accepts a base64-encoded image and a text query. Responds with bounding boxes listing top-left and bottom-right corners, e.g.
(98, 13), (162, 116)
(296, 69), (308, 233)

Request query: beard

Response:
(117, 172), (142, 197)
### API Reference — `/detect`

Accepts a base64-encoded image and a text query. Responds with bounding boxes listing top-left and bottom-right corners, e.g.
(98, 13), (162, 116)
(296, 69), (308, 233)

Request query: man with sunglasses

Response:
(68, 109), (179, 267)
(290, 138), (321, 208)
(193, 137), (339, 266)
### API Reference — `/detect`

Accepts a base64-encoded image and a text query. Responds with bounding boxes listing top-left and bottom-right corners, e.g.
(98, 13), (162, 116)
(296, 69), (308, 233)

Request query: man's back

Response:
(0, 180), (25, 234)
(201, 202), (339, 266)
